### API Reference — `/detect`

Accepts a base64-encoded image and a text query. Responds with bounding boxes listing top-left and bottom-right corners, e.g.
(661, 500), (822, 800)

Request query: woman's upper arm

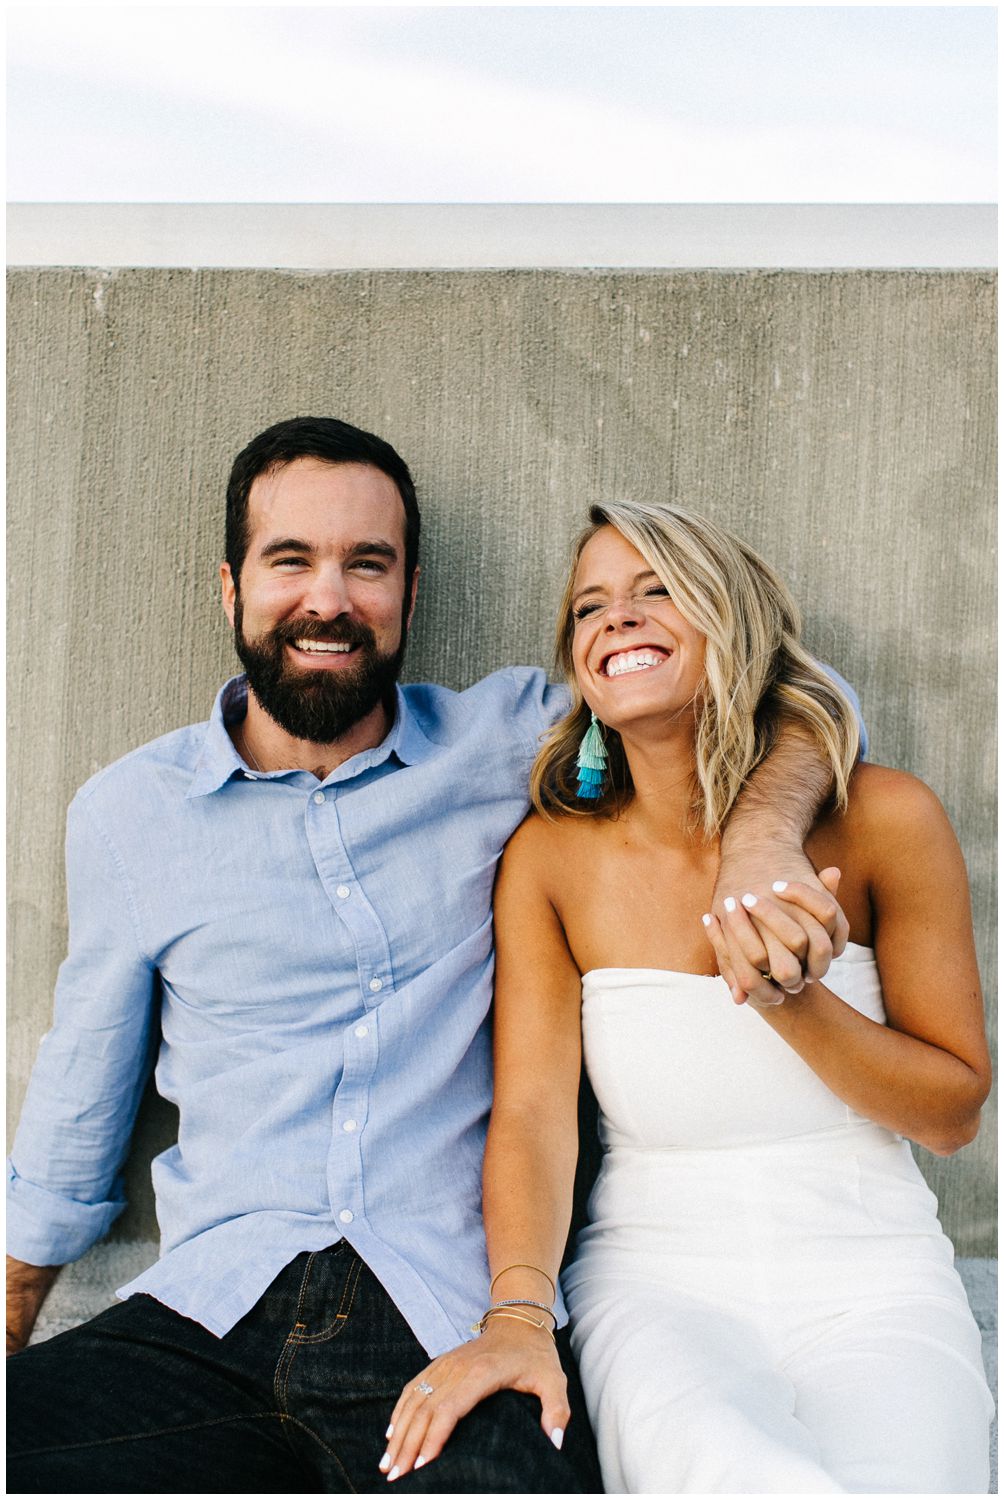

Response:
(865, 768), (991, 1089)
(491, 818), (583, 1122)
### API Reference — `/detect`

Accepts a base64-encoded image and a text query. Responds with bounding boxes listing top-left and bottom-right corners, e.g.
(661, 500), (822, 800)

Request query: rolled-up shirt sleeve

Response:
(7, 793), (158, 1267)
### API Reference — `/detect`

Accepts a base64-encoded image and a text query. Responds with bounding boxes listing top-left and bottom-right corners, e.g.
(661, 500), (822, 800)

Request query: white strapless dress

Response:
(562, 947), (993, 1494)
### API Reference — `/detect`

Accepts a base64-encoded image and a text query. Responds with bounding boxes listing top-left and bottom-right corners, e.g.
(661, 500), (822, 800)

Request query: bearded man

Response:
(7, 417), (857, 1493)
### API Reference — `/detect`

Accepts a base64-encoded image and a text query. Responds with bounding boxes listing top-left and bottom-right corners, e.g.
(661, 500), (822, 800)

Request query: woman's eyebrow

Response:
(571, 569), (659, 605)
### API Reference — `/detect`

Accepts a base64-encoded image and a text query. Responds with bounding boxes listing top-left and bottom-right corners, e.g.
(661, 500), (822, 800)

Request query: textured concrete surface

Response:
(7, 268), (996, 1269)
(6, 203), (997, 269)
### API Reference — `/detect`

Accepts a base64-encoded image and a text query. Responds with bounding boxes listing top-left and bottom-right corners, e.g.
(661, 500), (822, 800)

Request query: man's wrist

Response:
(7, 1254), (61, 1279)
(720, 812), (806, 859)
(6, 1256), (61, 1355)
(6, 1256), (61, 1303)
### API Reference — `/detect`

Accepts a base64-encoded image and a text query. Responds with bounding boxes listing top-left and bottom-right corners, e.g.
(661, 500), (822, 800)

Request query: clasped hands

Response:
(704, 849), (847, 1008)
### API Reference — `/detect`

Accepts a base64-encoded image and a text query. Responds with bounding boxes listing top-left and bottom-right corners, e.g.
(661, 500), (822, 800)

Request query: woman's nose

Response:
(604, 596), (644, 630)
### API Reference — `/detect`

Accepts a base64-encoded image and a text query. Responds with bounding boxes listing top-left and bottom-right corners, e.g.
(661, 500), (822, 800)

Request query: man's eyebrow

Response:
(256, 537), (400, 561)
(258, 536), (315, 560)
(571, 569), (659, 605)
(346, 539), (399, 561)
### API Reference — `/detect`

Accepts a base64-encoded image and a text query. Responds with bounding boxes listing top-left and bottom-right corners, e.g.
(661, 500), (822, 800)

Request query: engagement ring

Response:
(415, 1380), (435, 1396)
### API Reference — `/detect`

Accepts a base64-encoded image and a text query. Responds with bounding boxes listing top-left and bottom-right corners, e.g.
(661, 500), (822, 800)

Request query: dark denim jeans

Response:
(8, 1245), (601, 1494)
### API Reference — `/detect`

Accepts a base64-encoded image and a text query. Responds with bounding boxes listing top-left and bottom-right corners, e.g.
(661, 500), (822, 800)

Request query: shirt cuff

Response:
(6, 1160), (126, 1266)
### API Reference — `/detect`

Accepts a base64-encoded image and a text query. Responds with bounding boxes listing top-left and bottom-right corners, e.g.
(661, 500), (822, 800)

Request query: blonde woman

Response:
(385, 502), (993, 1493)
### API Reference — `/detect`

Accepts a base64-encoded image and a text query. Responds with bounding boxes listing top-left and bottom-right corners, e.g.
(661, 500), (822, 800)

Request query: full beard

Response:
(233, 604), (405, 744)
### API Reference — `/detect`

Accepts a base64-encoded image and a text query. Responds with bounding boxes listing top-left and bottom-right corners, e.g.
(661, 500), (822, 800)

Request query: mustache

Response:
(269, 617), (377, 652)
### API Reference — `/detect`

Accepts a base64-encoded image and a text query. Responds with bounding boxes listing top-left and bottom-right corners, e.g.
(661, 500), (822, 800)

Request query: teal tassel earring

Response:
(576, 712), (608, 800)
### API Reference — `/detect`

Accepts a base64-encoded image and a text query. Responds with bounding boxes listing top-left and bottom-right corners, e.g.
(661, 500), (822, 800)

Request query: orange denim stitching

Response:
(290, 1255), (363, 1344)
(274, 1253), (317, 1415)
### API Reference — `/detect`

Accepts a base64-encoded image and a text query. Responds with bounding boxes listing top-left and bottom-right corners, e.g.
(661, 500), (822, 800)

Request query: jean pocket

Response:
(288, 1250), (365, 1343)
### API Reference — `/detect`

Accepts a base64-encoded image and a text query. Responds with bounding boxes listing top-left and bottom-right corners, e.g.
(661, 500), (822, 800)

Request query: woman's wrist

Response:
(478, 1312), (557, 1348)
(488, 1262), (556, 1302)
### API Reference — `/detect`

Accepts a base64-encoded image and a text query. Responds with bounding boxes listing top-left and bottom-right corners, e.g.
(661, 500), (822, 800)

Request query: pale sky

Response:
(6, 5), (997, 202)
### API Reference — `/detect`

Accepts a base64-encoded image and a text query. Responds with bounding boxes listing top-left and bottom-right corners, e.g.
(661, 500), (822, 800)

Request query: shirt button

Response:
(339, 1209), (354, 1224)
(342, 1119), (358, 1132)
(354, 1024), (369, 1038)
(336, 885), (350, 900)
(369, 977), (383, 993)
(313, 791), (326, 805)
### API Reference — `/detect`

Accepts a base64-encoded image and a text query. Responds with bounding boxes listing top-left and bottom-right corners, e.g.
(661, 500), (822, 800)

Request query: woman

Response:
(383, 502), (993, 1493)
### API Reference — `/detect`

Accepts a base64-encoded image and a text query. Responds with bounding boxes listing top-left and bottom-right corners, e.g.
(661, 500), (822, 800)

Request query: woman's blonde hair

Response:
(530, 500), (859, 836)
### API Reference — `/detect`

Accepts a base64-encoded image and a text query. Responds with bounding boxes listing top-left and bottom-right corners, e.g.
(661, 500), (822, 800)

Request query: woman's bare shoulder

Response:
(501, 809), (599, 882)
(845, 761), (952, 831)
(827, 762), (960, 875)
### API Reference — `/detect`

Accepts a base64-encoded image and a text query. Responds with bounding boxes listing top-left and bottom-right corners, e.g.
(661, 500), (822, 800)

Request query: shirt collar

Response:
(186, 676), (435, 799)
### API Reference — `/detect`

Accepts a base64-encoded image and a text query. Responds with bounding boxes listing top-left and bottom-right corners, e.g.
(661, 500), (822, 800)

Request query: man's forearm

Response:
(6, 1255), (61, 1355)
(722, 722), (833, 853)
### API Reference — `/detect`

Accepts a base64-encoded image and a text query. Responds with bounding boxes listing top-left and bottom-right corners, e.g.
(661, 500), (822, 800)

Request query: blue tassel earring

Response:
(576, 712), (608, 800)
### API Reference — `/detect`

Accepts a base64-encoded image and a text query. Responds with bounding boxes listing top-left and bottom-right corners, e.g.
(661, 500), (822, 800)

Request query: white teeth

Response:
(605, 650), (667, 678)
(294, 640), (353, 653)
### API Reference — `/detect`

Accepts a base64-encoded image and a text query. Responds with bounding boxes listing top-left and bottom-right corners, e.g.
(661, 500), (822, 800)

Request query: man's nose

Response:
(301, 566), (352, 618)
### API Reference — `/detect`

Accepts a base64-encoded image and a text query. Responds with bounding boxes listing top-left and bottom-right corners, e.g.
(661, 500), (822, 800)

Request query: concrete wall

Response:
(7, 256), (997, 1317)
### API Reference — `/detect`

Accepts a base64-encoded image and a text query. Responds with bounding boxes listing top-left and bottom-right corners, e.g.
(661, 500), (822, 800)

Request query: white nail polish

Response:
(388, 1466), (400, 1483)
(385, 1425), (394, 1440)
(741, 892), (757, 908)
(701, 913), (711, 927)
(551, 1427), (565, 1450)
(379, 1453), (391, 1473)
(723, 896), (737, 913)
(415, 1456), (426, 1470)
(772, 880), (788, 893)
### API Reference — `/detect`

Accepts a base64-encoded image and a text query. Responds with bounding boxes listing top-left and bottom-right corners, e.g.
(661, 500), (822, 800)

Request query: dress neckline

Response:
(581, 939), (875, 985)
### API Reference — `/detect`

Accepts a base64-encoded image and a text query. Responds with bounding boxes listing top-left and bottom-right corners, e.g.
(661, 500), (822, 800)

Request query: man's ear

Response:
(220, 563), (236, 628)
(405, 566), (420, 631)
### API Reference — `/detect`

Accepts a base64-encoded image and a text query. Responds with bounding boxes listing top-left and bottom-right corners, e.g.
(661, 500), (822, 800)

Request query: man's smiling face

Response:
(220, 457), (416, 744)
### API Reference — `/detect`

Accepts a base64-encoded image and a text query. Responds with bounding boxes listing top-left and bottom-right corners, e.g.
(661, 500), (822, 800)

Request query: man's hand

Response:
(380, 1319), (569, 1481)
(7, 1256), (61, 1355)
(705, 865), (848, 1007)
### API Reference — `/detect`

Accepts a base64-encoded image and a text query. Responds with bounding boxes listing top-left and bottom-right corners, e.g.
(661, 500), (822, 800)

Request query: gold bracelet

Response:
(489, 1263), (557, 1301)
(478, 1308), (555, 1340)
(489, 1298), (556, 1323)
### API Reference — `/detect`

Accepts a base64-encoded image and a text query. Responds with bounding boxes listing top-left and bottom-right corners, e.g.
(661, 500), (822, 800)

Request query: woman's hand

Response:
(704, 869), (847, 1007)
(380, 1318), (569, 1481)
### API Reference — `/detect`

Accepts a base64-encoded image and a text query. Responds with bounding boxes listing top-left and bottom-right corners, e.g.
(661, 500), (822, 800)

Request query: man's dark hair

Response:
(225, 416), (421, 593)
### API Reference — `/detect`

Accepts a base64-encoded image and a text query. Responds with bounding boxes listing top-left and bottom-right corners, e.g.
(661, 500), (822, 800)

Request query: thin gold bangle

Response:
(479, 1308), (555, 1339)
(489, 1263), (557, 1301)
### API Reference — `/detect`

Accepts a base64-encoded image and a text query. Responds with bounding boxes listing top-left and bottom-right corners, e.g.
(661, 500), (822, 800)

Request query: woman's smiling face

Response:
(570, 525), (707, 733)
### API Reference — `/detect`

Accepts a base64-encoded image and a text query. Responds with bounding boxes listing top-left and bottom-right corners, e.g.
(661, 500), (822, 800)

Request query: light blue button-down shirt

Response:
(8, 669), (568, 1354)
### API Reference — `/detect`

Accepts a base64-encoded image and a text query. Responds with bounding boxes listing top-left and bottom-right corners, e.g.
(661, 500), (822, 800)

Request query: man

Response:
(8, 417), (855, 1492)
